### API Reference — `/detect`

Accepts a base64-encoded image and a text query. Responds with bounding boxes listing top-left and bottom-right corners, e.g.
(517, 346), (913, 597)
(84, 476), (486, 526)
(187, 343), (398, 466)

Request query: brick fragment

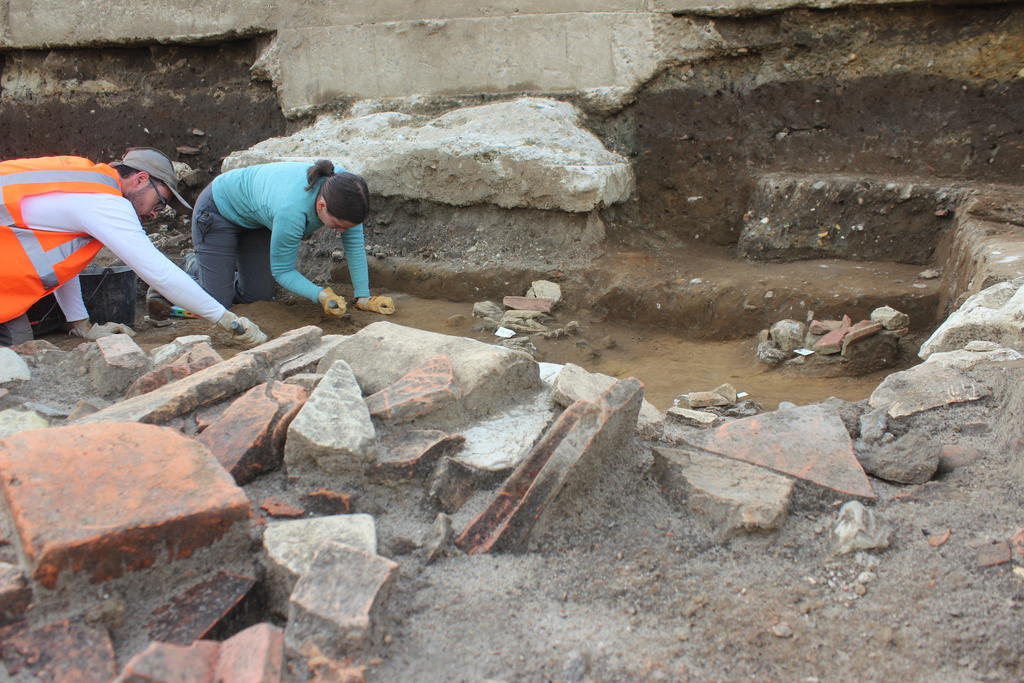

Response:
(371, 430), (465, 482)
(116, 640), (220, 682)
(0, 423), (252, 589)
(1, 618), (117, 681)
(365, 354), (461, 423)
(977, 541), (1012, 567)
(502, 296), (554, 312)
(262, 498), (305, 518)
(198, 381), (308, 484)
(215, 623), (285, 682)
(0, 562), (31, 624)
(301, 489), (353, 514)
(841, 321), (883, 355)
(147, 571), (257, 645)
(812, 325), (851, 355)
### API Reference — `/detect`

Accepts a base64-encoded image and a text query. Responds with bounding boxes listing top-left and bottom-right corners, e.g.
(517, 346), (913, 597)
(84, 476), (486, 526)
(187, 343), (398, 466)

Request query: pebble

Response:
(771, 623), (794, 638)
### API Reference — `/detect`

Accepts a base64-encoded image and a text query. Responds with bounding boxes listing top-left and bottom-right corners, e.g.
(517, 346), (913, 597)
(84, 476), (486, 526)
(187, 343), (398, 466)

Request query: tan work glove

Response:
(216, 311), (268, 347)
(318, 287), (347, 317)
(69, 319), (136, 339)
(354, 296), (396, 315)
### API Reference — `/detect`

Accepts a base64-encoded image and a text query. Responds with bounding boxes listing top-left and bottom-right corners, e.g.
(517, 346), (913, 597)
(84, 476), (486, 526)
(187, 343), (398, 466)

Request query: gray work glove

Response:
(69, 320), (136, 339)
(216, 311), (268, 347)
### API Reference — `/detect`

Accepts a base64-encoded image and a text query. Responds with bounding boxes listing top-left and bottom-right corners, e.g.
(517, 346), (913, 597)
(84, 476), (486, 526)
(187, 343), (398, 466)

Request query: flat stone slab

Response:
(285, 359), (377, 473)
(263, 514), (377, 617)
(679, 404), (875, 498)
(286, 541), (399, 659)
(319, 321), (540, 421)
(0, 423), (252, 589)
(198, 381), (308, 484)
(920, 277), (1024, 358)
(868, 362), (990, 419)
(224, 97), (633, 213)
(503, 296), (554, 313)
(652, 446), (795, 538)
(456, 378), (643, 553)
(365, 354), (461, 423)
(456, 389), (558, 471)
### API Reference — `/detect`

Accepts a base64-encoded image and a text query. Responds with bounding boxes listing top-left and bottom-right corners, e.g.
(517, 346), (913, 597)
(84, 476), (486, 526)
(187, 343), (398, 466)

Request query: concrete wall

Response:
(2, 0), (989, 116)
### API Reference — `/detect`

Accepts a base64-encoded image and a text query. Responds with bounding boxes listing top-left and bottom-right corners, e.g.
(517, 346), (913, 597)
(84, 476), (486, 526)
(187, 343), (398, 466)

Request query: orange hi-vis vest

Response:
(0, 156), (123, 322)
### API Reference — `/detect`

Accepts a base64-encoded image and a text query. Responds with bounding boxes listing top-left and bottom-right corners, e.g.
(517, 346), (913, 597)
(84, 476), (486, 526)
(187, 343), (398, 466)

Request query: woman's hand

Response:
(318, 287), (347, 317)
(354, 296), (396, 315)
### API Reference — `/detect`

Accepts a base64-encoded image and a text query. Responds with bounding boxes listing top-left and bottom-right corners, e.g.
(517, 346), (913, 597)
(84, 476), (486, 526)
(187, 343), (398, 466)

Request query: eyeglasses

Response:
(149, 178), (168, 212)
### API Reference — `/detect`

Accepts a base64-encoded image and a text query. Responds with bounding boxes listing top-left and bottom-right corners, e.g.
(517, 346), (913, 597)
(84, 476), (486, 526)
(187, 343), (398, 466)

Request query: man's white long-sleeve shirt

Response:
(20, 192), (226, 322)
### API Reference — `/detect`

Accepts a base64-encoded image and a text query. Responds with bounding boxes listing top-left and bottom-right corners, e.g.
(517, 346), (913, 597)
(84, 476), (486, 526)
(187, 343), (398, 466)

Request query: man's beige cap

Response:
(115, 147), (192, 212)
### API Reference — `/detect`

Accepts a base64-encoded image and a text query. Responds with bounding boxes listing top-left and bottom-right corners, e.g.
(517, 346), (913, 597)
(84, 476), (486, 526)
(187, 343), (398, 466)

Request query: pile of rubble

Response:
(0, 279), (1021, 679)
(756, 305), (912, 376)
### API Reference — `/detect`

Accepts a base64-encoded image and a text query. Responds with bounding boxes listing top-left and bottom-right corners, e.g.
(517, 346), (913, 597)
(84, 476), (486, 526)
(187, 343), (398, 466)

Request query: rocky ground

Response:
(0, 274), (1021, 682)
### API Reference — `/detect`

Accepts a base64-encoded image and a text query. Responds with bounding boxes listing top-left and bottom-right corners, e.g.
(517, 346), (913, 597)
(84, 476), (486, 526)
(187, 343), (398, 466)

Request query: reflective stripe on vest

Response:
(0, 169), (120, 226)
(10, 227), (96, 290)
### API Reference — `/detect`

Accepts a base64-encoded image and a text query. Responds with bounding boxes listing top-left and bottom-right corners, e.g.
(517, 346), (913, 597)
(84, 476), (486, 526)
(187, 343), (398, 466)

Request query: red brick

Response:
(261, 497), (305, 518)
(841, 321), (883, 355)
(215, 623), (285, 682)
(502, 296), (554, 313)
(198, 381), (308, 484)
(1, 618), (117, 681)
(812, 325), (850, 355)
(147, 571), (257, 645)
(365, 354), (462, 423)
(117, 640), (219, 681)
(0, 423), (252, 589)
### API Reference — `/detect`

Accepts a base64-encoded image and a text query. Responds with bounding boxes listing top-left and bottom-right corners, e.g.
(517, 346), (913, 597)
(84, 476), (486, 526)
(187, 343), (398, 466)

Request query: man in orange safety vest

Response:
(0, 148), (267, 346)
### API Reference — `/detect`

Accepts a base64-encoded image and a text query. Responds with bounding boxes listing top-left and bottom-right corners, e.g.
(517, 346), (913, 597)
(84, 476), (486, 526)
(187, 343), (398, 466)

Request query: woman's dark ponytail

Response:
(305, 159), (336, 190)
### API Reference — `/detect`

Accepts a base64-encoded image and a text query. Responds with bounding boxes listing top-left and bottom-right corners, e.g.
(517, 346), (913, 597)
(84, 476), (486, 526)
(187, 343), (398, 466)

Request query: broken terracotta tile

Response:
(679, 403), (875, 498)
(977, 541), (1012, 567)
(0, 423), (252, 589)
(0, 618), (117, 681)
(456, 378), (643, 554)
(301, 489), (353, 514)
(215, 623), (285, 682)
(364, 354), (461, 423)
(371, 430), (466, 482)
(147, 571), (257, 645)
(502, 295), (554, 313)
(117, 640), (220, 681)
(841, 321), (883, 354)
(261, 498), (305, 518)
(1011, 528), (1024, 556)
(928, 529), (951, 547)
(198, 381), (309, 484)
(812, 325), (850, 355)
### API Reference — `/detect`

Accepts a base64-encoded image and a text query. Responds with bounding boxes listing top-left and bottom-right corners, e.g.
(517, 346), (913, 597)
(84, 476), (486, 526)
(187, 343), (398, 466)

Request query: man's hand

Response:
(318, 287), (347, 317)
(69, 319), (136, 339)
(216, 311), (268, 347)
(354, 296), (396, 315)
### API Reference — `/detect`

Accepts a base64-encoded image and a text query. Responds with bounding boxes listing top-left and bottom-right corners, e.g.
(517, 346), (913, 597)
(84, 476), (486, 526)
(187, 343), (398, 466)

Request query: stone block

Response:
(870, 306), (910, 330)
(277, 334), (346, 379)
(527, 280), (562, 303)
(150, 335), (213, 368)
(0, 347), (30, 383)
(365, 354), (461, 424)
(146, 571), (256, 645)
(666, 406), (718, 427)
(286, 542), (399, 659)
(920, 277), (1024, 358)
(263, 515), (377, 617)
(552, 363), (660, 437)
(87, 333), (152, 397)
(241, 325), (322, 367)
(456, 378), (643, 553)
(0, 423), (252, 589)
(652, 447), (794, 538)
(869, 362), (990, 419)
(284, 360), (377, 474)
(0, 408), (49, 438)
(0, 562), (31, 624)
(75, 352), (269, 425)
(503, 296), (554, 312)
(198, 381), (308, 484)
(681, 391), (731, 408)
(372, 430), (465, 482)
(678, 404), (875, 498)
(1, 618), (117, 682)
(316, 322), (540, 421)
(770, 319), (807, 352)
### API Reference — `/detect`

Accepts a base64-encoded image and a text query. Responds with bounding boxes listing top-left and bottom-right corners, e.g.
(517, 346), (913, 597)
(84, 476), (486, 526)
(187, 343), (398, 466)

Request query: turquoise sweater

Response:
(210, 162), (370, 302)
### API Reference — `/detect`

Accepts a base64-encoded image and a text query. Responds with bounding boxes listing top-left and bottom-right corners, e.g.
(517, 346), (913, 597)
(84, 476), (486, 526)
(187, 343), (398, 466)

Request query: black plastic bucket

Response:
(27, 265), (138, 334)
